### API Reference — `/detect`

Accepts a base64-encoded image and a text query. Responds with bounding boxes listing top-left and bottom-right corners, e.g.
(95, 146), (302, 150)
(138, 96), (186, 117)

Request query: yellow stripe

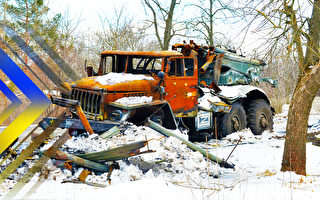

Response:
(0, 104), (20, 125)
(0, 104), (49, 154)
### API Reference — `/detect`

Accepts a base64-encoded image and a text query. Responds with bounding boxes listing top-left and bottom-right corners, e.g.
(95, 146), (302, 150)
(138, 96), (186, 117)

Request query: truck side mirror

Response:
(157, 71), (165, 79)
(86, 66), (93, 77)
(156, 71), (165, 95)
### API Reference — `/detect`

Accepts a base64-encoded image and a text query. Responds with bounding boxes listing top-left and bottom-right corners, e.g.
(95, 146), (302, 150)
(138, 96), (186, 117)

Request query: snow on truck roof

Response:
(100, 50), (183, 57)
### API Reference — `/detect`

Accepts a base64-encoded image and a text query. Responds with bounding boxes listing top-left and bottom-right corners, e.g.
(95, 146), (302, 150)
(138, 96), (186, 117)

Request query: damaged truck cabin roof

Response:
(100, 50), (183, 57)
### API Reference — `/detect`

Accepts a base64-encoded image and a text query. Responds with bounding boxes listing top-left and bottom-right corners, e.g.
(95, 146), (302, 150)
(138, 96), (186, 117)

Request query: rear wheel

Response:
(218, 102), (246, 137)
(247, 99), (273, 135)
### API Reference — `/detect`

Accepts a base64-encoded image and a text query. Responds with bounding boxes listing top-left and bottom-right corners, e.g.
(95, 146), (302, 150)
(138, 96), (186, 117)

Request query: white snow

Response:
(219, 85), (248, 98)
(1, 105), (320, 200)
(43, 90), (60, 96)
(95, 72), (155, 85)
(115, 96), (153, 105)
(198, 87), (222, 110)
(218, 85), (265, 98)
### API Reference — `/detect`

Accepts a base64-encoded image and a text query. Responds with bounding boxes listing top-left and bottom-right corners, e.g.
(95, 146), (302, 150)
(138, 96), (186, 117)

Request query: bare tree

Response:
(0, 0), (8, 41)
(142, 0), (185, 50)
(55, 8), (85, 79)
(252, 0), (320, 175)
(95, 6), (158, 52)
(261, 45), (299, 113)
(189, 0), (240, 46)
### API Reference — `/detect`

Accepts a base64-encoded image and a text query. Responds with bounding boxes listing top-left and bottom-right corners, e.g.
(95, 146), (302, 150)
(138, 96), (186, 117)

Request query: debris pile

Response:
(45, 124), (222, 186)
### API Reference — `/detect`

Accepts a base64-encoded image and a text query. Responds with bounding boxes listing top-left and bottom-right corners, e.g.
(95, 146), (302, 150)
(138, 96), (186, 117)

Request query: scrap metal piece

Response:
(78, 169), (92, 182)
(146, 119), (235, 168)
(106, 162), (120, 185)
(77, 141), (154, 162)
(61, 180), (107, 188)
(200, 54), (215, 74)
(75, 104), (94, 135)
(100, 126), (121, 139)
(53, 150), (110, 172)
(64, 161), (73, 170)
(50, 96), (94, 135)
(213, 54), (223, 84)
(225, 136), (242, 163)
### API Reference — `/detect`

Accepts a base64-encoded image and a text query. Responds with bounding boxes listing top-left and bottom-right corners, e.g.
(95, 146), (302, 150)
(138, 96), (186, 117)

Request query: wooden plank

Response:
(0, 113), (65, 184)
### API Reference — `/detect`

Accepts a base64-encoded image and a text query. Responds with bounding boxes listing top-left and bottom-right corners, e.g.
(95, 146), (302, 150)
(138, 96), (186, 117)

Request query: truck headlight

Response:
(109, 110), (123, 121)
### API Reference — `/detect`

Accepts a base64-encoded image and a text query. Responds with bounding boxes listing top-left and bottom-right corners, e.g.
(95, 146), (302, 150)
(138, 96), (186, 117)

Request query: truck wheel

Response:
(247, 99), (273, 135)
(218, 102), (246, 137)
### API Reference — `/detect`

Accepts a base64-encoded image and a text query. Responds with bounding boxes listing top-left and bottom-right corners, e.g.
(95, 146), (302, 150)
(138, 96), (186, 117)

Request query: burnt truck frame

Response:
(43, 41), (277, 141)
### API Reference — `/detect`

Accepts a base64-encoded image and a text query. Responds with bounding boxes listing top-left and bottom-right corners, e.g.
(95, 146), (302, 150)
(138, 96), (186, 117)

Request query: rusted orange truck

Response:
(42, 41), (277, 141)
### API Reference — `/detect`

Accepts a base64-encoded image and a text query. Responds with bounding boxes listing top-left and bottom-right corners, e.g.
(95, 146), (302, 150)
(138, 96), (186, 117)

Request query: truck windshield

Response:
(100, 55), (163, 75)
(127, 57), (163, 75)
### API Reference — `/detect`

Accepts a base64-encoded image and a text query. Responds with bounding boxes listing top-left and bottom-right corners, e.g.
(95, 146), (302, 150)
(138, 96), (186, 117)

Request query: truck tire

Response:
(247, 99), (273, 135)
(218, 102), (246, 137)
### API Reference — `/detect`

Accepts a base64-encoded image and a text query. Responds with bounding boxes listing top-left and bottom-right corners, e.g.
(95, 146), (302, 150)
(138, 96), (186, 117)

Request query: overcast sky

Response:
(46, 0), (285, 57)
(48, 0), (146, 30)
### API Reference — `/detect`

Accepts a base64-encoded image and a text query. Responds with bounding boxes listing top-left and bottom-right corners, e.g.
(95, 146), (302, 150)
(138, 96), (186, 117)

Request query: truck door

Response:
(164, 56), (198, 117)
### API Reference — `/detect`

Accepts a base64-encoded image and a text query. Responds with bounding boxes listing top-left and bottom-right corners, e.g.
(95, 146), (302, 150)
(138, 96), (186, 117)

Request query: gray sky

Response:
(48, 0), (145, 30)
(46, 0), (277, 57)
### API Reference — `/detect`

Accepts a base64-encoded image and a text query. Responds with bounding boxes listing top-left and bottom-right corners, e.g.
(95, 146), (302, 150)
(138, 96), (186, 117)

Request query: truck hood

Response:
(70, 73), (159, 92)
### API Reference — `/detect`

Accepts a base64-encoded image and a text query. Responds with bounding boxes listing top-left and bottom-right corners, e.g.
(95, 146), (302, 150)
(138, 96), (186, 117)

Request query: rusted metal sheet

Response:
(200, 54), (215, 74)
(77, 140), (153, 162)
(75, 104), (94, 135)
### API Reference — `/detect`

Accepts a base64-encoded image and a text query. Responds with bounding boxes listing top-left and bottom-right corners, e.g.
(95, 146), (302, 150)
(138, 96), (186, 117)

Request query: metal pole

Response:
(146, 119), (234, 168)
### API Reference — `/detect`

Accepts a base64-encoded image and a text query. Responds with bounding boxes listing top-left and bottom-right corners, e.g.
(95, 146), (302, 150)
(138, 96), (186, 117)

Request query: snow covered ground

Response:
(0, 105), (320, 200)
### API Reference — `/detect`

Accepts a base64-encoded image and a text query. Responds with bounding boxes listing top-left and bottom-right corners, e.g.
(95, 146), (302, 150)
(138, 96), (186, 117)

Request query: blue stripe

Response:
(0, 48), (50, 105)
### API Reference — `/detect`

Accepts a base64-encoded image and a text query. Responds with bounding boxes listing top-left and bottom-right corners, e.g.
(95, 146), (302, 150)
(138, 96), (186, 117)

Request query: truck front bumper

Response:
(39, 117), (121, 134)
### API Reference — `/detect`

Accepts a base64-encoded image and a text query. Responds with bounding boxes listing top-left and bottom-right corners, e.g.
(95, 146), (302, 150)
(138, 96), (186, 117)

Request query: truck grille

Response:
(71, 88), (102, 116)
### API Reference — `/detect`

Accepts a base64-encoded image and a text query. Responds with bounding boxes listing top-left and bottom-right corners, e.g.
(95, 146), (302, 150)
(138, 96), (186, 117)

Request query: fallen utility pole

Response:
(147, 119), (234, 168)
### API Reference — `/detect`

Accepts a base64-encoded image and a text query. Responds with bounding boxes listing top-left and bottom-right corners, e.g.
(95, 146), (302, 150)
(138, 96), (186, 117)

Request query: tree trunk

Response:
(304, 0), (320, 67)
(24, 0), (29, 71)
(281, 64), (320, 175)
(163, 0), (176, 50)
